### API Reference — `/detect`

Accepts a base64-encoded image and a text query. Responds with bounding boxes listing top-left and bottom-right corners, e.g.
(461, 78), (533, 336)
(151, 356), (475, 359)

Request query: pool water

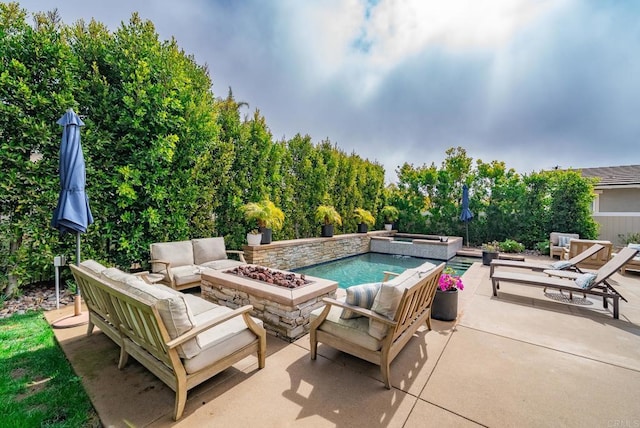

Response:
(294, 253), (475, 289)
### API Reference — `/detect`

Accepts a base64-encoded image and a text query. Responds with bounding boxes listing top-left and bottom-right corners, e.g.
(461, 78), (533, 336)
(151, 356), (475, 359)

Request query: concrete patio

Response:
(45, 257), (640, 427)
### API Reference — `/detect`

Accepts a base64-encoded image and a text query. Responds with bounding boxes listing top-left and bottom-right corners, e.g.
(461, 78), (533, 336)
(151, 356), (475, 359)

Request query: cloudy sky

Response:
(21, 0), (640, 182)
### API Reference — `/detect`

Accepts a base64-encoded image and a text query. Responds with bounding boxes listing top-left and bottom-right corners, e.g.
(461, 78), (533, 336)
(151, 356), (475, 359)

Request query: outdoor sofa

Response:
(563, 239), (613, 269)
(549, 232), (579, 259)
(616, 243), (640, 274)
(70, 260), (266, 421)
(150, 237), (246, 290)
(309, 261), (445, 388)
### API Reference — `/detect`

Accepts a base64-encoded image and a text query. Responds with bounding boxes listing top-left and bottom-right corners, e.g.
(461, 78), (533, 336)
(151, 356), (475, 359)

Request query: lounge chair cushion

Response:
(574, 273), (597, 289)
(310, 304), (382, 351)
(192, 237), (228, 265)
(628, 243), (640, 251)
(151, 240), (194, 268)
(551, 260), (572, 270)
(200, 259), (246, 270)
(340, 282), (381, 319)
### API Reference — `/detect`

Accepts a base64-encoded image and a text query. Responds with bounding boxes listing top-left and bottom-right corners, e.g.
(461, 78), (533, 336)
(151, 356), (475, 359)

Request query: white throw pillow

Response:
(558, 236), (572, 247)
(340, 282), (381, 319)
(369, 269), (422, 340)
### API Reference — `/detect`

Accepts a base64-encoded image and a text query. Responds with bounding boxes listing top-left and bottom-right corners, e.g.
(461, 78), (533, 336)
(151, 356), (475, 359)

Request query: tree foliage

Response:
(0, 4), (598, 294)
(388, 147), (599, 247)
(0, 4), (386, 293)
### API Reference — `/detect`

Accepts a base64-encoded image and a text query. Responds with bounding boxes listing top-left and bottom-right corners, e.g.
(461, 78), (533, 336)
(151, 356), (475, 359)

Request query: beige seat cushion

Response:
(183, 307), (264, 374)
(192, 237), (228, 265)
(310, 304), (382, 351)
(80, 260), (108, 274)
(120, 276), (200, 359)
(183, 293), (219, 316)
(368, 261), (436, 340)
(151, 241), (194, 270)
(171, 265), (201, 287)
(200, 259), (245, 271)
(100, 267), (136, 289)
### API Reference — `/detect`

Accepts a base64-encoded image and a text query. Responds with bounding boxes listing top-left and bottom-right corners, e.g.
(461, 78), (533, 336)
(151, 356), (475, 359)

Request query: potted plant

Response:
(432, 267), (464, 321)
(242, 199), (285, 244)
(246, 229), (262, 246)
(353, 208), (375, 233)
(380, 205), (399, 231)
(482, 240), (501, 266)
(315, 205), (342, 237)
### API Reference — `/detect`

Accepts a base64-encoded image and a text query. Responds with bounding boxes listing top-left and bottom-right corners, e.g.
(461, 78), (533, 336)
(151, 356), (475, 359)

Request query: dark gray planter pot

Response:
(321, 224), (334, 237)
(482, 251), (499, 266)
(431, 289), (458, 321)
(259, 227), (272, 244)
(357, 223), (368, 233)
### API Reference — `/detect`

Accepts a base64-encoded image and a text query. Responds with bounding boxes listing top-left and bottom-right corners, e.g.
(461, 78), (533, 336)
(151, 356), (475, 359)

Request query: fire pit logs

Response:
(225, 265), (311, 289)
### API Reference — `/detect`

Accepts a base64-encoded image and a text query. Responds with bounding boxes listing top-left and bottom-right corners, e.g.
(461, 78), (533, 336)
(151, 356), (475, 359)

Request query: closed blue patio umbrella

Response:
(51, 108), (93, 325)
(459, 184), (473, 247)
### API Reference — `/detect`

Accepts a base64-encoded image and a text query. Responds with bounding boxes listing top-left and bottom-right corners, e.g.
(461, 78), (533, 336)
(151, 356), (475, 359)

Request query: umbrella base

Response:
(52, 311), (89, 329)
(52, 295), (89, 329)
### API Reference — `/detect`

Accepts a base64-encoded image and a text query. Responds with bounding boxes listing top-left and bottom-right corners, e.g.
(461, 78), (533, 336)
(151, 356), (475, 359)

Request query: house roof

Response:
(578, 164), (640, 187)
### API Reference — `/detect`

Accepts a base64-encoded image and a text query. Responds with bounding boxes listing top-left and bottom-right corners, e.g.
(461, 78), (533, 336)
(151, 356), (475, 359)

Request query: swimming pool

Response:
(294, 253), (475, 289)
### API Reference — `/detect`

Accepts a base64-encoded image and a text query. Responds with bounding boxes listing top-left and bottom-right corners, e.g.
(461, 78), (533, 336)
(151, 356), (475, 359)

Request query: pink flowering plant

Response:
(438, 267), (464, 292)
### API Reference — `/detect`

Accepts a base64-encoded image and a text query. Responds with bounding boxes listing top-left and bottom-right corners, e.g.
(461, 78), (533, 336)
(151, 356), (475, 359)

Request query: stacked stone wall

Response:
(242, 231), (393, 270)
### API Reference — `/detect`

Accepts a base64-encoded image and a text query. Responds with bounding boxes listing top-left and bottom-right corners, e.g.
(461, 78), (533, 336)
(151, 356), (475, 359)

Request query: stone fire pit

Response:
(225, 265), (311, 288)
(201, 265), (337, 341)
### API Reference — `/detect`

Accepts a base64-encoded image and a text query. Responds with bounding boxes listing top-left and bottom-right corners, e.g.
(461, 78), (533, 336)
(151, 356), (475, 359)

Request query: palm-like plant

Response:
(242, 199), (285, 230)
(353, 208), (375, 226)
(380, 205), (399, 223)
(315, 205), (342, 226)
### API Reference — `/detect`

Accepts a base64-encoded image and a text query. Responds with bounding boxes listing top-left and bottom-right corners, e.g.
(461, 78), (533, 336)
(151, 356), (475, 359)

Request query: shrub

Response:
(500, 239), (525, 253)
(618, 232), (640, 245)
(535, 240), (550, 255)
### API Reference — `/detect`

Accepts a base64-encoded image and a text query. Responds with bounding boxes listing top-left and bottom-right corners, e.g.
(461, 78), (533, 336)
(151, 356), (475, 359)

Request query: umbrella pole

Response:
(53, 232), (88, 328)
(465, 223), (469, 247)
(74, 232), (82, 316)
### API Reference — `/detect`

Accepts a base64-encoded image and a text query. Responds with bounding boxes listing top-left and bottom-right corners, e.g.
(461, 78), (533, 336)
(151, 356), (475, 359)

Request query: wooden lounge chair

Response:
(491, 247), (639, 319)
(563, 239), (613, 269)
(309, 262), (445, 388)
(489, 244), (605, 277)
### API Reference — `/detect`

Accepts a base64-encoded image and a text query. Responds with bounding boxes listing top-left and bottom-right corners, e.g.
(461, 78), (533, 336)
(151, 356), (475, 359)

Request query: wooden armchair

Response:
(309, 262), (445, 388)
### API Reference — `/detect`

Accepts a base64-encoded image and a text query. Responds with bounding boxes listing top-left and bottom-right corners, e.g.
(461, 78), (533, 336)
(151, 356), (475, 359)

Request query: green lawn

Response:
(0, 312), (99, 427)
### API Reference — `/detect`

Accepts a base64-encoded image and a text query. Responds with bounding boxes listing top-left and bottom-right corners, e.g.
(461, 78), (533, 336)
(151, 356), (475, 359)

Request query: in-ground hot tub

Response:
(370, 233), (462, 260)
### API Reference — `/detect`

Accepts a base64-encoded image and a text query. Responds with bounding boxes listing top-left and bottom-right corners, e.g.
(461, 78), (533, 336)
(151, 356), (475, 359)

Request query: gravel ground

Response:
(0, 281), (75, 319)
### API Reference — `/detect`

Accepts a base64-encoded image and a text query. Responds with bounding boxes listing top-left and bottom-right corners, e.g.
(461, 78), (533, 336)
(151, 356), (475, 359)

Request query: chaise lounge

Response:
(491, 247), (639, 319)
(489, 244), (605, 277)
(309, 261), (445, 388)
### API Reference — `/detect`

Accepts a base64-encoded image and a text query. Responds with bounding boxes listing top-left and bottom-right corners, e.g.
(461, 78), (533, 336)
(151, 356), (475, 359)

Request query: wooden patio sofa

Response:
(309, 261), (445, 388)
(563, 239), (613, 269)
(70, 261), (266, 420)
(150, 237), (246, 290)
